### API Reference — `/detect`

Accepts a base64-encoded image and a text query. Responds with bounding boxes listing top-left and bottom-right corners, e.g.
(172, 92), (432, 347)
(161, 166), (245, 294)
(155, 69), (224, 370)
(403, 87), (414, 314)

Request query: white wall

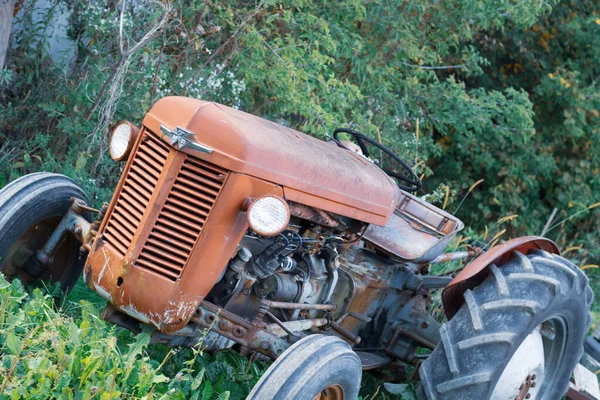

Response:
(13, 0), (75, 65)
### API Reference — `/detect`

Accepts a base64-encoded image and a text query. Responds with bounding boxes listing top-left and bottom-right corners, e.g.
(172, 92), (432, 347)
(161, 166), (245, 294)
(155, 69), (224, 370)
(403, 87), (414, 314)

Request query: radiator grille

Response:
(136, 155), (227, 281)
(103, 133), (170, 256)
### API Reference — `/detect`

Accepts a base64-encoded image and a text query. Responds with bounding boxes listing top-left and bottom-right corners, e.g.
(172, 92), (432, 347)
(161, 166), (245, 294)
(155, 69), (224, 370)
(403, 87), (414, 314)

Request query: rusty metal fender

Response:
(441, 236), (560, 319)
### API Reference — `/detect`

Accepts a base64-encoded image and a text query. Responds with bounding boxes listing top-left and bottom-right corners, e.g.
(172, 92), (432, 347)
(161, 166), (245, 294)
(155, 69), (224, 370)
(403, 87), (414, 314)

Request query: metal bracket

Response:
(191, 301), (289, 360)
(35, 198), (92, 265)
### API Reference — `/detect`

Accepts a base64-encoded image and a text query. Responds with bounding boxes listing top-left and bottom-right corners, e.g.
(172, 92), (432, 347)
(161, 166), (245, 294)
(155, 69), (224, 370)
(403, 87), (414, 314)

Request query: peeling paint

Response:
(97, 250), (111, 283)
(162, 299), (196, 322)
(93, 283), (112, 302)
(121, 304), (153, 326)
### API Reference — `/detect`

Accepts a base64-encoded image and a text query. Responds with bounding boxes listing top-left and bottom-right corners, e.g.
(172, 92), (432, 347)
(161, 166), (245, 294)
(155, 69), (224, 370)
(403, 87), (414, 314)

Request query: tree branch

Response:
(86, 1), (171, 121)
(202, 7), (264, 67)
(118, 0), (126, 55)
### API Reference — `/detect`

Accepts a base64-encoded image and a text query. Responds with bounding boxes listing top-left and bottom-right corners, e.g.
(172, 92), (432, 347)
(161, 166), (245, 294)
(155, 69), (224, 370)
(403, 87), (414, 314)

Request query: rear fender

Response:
(441, 236), (560, 319)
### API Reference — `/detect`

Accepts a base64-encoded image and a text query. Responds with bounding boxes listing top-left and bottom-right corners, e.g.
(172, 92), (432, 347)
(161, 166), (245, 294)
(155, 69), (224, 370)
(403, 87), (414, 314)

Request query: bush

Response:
(0, 275), (267, 399)
(3, 1), (598, 256)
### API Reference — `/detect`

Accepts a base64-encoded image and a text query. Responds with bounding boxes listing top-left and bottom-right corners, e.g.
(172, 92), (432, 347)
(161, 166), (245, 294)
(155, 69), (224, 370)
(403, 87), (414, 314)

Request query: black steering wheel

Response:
(333, 128), (422, 193)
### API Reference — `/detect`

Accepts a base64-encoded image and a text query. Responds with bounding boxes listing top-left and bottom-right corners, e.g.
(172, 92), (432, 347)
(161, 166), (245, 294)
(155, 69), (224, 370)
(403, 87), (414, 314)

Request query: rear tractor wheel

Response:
(420, 250), (593, 399)
(0, 173), (91, 291)
(247, 334), (362, 400)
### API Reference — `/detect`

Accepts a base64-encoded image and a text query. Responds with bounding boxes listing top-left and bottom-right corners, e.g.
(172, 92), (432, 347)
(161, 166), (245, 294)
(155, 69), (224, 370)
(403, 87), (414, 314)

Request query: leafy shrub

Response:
(3, 0), (598, 257)
(0, 275), (266, 399)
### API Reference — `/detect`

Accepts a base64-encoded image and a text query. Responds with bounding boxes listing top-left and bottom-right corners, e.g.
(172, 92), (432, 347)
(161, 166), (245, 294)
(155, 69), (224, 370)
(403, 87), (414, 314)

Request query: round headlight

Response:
(247, 195), (290, 237)
(110, 121), (139, 161)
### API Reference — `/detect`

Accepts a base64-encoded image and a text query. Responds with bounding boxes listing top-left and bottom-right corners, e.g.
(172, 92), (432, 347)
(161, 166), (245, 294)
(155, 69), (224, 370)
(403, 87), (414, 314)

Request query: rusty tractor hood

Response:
(142, 97), (400, 225)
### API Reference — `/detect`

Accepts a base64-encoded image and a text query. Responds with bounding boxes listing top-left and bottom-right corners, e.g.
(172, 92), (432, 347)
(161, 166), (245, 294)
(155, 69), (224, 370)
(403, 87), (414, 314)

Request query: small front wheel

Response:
(0, 173), (90, 291)
(247, 334), (362, 400)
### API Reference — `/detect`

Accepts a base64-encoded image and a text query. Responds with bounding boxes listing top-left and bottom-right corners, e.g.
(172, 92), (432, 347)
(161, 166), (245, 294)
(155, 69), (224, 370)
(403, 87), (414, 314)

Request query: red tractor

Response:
(0, 97), (594, 399)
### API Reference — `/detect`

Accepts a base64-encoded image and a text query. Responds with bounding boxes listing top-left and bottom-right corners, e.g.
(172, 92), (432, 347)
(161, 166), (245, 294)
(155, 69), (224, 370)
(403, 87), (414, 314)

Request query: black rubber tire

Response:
(420, 249), (593, 399)
(0, 173), (91, 291)
(247, 334), (362, 400)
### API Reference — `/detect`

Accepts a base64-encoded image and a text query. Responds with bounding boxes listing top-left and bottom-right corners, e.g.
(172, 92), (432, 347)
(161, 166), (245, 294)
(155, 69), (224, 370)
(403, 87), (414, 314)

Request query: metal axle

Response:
(35, 198), (92, 265)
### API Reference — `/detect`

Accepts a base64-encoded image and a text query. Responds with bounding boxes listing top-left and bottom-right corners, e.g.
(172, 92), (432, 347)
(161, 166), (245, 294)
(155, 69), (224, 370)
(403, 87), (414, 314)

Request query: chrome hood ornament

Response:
(160, 124), (213, 154)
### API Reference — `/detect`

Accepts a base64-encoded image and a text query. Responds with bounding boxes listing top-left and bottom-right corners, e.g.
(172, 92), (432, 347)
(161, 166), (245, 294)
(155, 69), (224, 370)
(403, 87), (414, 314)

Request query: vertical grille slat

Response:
(104, 232), (127, 254)
(106, 222), (132, 244)
(169, 186), (216, 206)
(146, 238), (190, 259)
(143, 246), (188, 265)
(148, 231), (193, 252)
(112, 206), (139, 225)
(135, 260), (180, 280)
(161, 208), (205, 229)
(178, 169), (223, 191)
(146, 133), (170, 151)
(134, 153), (164, 174)
(116, 199), (144, 221)
(165, 197), (208, 215)
(120, 190), (147, 214)
(108, 217), (136, 237)
(103, 131), (168, 257)
(164, 206), (208, 225)
(128, 171), (156, 192)
(185, 158), (226, 175)
(152, 223), (196, 245)
(138, 145), (168, 165)
(132, 159), (161, 180)
(173, 177), (220, 197)
(137, 154), (227, 281)
(125, 178), (154, 199)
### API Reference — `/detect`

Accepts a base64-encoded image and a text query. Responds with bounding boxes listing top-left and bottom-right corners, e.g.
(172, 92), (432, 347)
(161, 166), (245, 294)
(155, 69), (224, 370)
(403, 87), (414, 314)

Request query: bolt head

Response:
(218, 320), (231, 331)
(237, 247), (252, 262)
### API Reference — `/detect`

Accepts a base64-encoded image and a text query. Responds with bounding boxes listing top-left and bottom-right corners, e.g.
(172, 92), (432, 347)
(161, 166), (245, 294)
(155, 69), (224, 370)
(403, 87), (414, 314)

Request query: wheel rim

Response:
(490, 316), (568, 400)
(312, 384), (344, 400)
(1, 216), (77, 287)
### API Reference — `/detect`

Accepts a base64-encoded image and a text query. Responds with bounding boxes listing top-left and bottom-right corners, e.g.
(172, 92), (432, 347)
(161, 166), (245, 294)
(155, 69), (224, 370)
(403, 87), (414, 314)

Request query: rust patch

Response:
(441, 236), (560, 319)
(363, 190), (463, 262)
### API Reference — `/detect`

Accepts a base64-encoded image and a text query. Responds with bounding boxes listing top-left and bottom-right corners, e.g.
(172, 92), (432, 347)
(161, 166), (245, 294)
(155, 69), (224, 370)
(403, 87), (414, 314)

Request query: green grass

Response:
(0, 276), (263, 399)
(0, 275), (401, 399)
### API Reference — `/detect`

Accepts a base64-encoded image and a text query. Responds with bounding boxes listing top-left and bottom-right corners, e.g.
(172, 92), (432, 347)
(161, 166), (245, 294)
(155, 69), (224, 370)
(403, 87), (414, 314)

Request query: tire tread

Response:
(420, 250), (593, 399)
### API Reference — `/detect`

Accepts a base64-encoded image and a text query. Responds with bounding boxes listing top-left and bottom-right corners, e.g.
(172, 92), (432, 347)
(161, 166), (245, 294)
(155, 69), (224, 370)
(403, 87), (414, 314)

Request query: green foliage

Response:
(469, 0), (600, 253)
(0, 275), (267, 399)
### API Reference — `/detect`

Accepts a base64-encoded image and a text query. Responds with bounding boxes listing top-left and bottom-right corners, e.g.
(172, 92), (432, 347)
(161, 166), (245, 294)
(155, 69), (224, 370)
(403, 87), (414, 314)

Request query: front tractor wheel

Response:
(0, 173), (90, 291)
(420, 250), (593, 399)
(247, 334), (362, 400)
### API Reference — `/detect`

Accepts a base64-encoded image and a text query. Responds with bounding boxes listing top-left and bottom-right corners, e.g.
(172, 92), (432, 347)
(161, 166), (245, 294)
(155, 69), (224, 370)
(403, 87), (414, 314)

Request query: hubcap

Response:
(1, 217), (76, 287)
(490, 317), (567, 399)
